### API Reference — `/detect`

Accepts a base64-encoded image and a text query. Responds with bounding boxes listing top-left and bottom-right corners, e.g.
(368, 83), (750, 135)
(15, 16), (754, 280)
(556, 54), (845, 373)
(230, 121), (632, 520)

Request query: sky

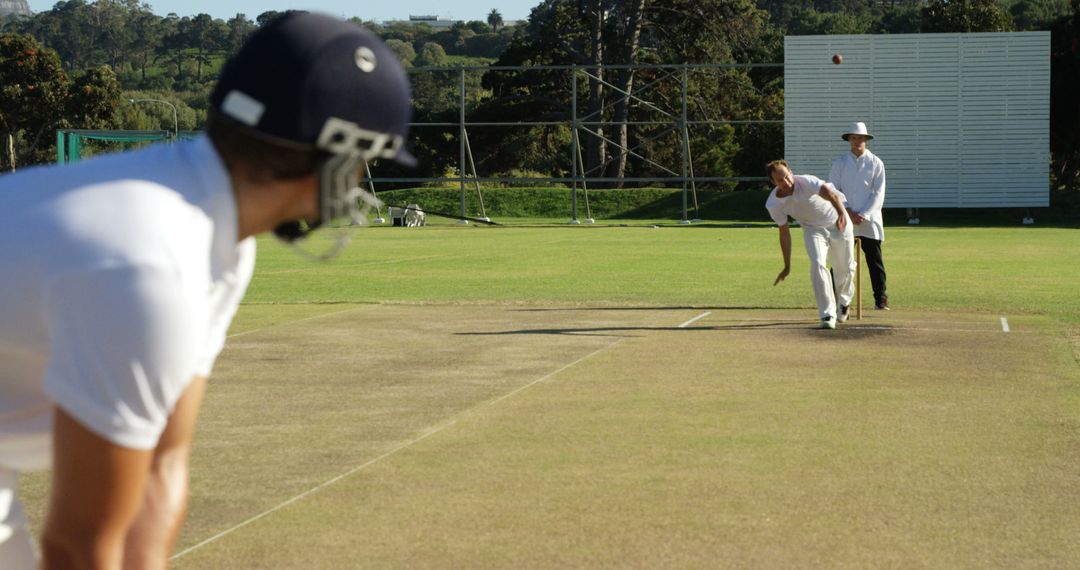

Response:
(24, 1), (540, 24)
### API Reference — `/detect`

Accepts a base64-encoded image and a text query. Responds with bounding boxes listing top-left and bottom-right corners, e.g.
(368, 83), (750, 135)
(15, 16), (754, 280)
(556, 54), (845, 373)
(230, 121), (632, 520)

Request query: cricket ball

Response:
(832, 54), (843, 65)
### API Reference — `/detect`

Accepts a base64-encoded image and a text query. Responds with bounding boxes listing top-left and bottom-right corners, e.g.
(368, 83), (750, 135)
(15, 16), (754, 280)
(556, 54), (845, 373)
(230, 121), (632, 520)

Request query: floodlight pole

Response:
(129, 98), (178, 139)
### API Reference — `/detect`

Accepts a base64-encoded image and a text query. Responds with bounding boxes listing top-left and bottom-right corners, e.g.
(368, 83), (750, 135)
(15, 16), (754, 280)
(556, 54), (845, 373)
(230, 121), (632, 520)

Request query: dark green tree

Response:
(127, 4), (162, 84)
(0, 33), (120, 170)
(385, 38), (417, 68)
(1009, 0), (1071, 30)
(187, 13), (227, 82)
(23, 0), (97, 70)
(1048, 0), (1079, 189)
(920, 0), (1015, 32)
(224, 13), (256, 56)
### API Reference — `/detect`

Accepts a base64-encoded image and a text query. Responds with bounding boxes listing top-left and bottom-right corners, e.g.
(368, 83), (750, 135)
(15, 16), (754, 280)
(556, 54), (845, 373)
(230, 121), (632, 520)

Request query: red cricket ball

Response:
(832, 54), (843, 65)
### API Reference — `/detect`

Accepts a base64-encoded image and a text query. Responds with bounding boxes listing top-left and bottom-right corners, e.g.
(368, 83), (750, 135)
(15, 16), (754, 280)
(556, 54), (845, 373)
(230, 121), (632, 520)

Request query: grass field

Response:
(18, 221), (1080, 567)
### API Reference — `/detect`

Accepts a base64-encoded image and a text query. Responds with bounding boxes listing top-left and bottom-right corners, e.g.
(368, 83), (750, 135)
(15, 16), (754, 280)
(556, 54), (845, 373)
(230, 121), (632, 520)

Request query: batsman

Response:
(0, 12), (413, 568)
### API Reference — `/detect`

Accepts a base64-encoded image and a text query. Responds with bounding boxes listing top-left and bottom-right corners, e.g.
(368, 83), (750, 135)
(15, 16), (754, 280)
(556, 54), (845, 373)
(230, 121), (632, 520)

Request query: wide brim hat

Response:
(841, 121), (874, 141)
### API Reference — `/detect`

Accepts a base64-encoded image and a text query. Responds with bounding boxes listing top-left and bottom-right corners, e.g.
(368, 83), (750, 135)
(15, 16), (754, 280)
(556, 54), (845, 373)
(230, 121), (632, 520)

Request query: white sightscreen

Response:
(784, 32), (1049, 208)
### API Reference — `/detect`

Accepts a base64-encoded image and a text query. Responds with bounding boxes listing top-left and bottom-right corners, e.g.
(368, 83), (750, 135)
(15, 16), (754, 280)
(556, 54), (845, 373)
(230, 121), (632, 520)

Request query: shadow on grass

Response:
(457, 322), (898, 337)
(510, 306), (786, 312)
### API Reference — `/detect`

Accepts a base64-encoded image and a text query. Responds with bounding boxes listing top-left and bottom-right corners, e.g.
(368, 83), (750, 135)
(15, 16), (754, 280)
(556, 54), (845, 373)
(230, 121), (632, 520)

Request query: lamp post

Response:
(129, 98), (178, 139)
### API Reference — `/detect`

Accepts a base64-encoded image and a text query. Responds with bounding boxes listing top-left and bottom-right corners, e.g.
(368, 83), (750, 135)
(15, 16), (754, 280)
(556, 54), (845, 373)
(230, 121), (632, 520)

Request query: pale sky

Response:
(25, 1), (539, 24)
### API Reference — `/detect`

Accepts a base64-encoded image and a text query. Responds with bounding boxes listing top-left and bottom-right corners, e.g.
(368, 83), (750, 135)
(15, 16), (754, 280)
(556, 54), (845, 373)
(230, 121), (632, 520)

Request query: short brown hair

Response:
(765, 159), (789, 179)
(206, 111), (328, 182)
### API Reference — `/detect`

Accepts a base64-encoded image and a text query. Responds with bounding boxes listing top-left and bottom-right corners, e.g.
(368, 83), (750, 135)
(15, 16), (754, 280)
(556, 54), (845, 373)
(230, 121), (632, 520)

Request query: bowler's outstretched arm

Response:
(774, 224), (792, 285)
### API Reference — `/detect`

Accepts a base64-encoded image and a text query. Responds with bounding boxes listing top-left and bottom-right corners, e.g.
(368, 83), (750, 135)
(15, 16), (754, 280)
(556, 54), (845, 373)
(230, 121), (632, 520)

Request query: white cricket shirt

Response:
(829, 149), (886, 241)
(765, 174), (844, 229)
(0, 136), (255, 466)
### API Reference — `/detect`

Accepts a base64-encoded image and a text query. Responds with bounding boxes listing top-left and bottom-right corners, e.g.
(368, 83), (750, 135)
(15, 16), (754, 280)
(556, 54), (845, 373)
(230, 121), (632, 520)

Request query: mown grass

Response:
(373, 187), (1080, 227)
(16, 221), (1080, 568)
(247, 223), (1080, 325)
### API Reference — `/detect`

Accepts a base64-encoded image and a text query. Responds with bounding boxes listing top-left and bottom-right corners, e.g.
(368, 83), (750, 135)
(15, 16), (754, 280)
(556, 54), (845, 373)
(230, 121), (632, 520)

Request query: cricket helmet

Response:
(210, 11), (414, 242)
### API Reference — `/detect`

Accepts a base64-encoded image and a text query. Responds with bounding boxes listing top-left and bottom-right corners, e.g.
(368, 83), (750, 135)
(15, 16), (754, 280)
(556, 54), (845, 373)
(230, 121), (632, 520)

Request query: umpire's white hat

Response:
(841, 121), (874, 141)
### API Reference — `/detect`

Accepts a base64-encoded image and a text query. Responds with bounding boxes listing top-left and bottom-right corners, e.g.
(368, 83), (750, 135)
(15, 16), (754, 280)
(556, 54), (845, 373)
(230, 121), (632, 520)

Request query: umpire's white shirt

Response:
(0, 137), (255, 470)
(765, 174), (842, 229)
(829, 150), (886, 241)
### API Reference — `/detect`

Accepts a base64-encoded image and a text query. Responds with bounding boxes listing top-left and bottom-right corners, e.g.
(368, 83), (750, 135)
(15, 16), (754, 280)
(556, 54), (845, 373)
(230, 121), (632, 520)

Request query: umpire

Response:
(0, 13), (413, 567)
(830, 121), (890, 310)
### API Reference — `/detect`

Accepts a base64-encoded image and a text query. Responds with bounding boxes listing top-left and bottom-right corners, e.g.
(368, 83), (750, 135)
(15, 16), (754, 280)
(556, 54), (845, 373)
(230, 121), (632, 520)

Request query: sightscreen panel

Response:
(784, 33), (1049, 208)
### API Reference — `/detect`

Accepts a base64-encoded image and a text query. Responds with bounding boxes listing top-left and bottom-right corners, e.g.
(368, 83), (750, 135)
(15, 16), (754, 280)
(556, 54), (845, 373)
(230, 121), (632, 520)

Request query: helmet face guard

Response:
(273, 117), (406, 244)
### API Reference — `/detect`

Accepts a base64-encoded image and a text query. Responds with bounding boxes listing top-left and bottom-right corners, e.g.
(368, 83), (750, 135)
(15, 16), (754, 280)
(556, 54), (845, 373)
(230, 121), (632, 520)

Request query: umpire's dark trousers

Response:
(859, 237), (887, 305)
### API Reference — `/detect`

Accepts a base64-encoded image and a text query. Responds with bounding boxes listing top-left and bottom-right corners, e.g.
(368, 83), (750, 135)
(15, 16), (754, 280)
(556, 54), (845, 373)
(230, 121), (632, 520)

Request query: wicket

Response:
(855, 237), (862, 320)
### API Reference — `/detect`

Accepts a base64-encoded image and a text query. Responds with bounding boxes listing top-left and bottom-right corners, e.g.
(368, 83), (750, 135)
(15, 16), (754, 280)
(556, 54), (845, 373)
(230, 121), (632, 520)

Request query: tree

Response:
(921, 0), (1015, 32)
(256, 10), (302, 27)
(128, 4), (162, 84)
(415, 41), (448, 66)
(581, 0), (607, 181)
(488, 8), (504, 31)
(24, 0), (98, 71)
(224, 13), (255, 56)
(605, 0), (646, 184)
(385, 38), (416, 68)
(1009, 0), (1071, 30)
(1, 33), (68, 170)
(785, 7), (877, 35)
(1048, 0), (1079, 189)
(0, 33), (120, 170)
(66, 64), (122, 129)
(186, 13), (226, 82)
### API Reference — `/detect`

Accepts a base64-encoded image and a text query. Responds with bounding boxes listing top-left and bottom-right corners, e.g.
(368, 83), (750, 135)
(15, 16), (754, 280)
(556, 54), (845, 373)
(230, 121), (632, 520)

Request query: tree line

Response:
(1, 0), (1078, 192)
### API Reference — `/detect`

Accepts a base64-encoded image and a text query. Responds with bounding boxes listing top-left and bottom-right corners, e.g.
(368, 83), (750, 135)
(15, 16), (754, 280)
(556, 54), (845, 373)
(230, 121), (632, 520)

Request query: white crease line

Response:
(486, 341), (622, 407)
(171, 422), (452, 561)
(679, 311), (712, 328)
(1001, 317), (1010, 333)
(173, 336), (623, 560)
(226, 305), (375, 340)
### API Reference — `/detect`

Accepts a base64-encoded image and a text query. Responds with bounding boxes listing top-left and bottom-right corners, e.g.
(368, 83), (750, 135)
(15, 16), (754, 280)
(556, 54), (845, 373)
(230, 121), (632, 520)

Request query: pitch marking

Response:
(1001, 317), (1010, 333)
(171, 423), (450, 560)
(173, 334), (624, 560)
(679, 311), (712, 328)
(226, 305), (375, 340)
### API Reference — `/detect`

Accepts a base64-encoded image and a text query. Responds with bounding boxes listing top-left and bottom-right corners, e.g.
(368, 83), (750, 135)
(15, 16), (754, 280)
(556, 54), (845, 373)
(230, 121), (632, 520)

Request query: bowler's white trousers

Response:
(0, 466), (36, 568)
(802, 222), (856, 320)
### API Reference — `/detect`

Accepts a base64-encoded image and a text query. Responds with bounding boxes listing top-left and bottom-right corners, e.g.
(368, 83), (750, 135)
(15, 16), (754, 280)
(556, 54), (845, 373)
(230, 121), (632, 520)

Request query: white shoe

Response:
(820, 316), (836, 329)
(838, 305), (849, 323)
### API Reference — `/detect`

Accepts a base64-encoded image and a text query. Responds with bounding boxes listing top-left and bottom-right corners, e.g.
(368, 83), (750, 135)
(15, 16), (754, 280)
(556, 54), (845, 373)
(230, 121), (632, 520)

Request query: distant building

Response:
(383, 15), (462, 29)
(0, 0), (32, 17)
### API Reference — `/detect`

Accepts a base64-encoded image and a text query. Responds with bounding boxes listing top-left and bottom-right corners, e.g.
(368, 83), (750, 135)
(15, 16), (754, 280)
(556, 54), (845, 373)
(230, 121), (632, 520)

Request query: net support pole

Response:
(679, 66), (691, 225)
(684, 121), (701, 222)
(462, 128), (489, 221)
(570, 65), (580, 225)
(364, 161), (385, 224)
(458, 68), (468, 225)
(573, 129), (594, 223)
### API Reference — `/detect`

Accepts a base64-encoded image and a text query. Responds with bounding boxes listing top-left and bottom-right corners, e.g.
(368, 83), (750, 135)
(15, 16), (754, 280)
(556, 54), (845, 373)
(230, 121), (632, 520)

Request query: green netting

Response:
(56, 130), (201, 164)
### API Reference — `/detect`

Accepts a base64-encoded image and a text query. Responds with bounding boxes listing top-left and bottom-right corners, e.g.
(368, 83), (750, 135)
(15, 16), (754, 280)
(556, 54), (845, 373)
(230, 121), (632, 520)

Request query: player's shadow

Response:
(511, 306), (781, 313)
(457, 322), (832, 337)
